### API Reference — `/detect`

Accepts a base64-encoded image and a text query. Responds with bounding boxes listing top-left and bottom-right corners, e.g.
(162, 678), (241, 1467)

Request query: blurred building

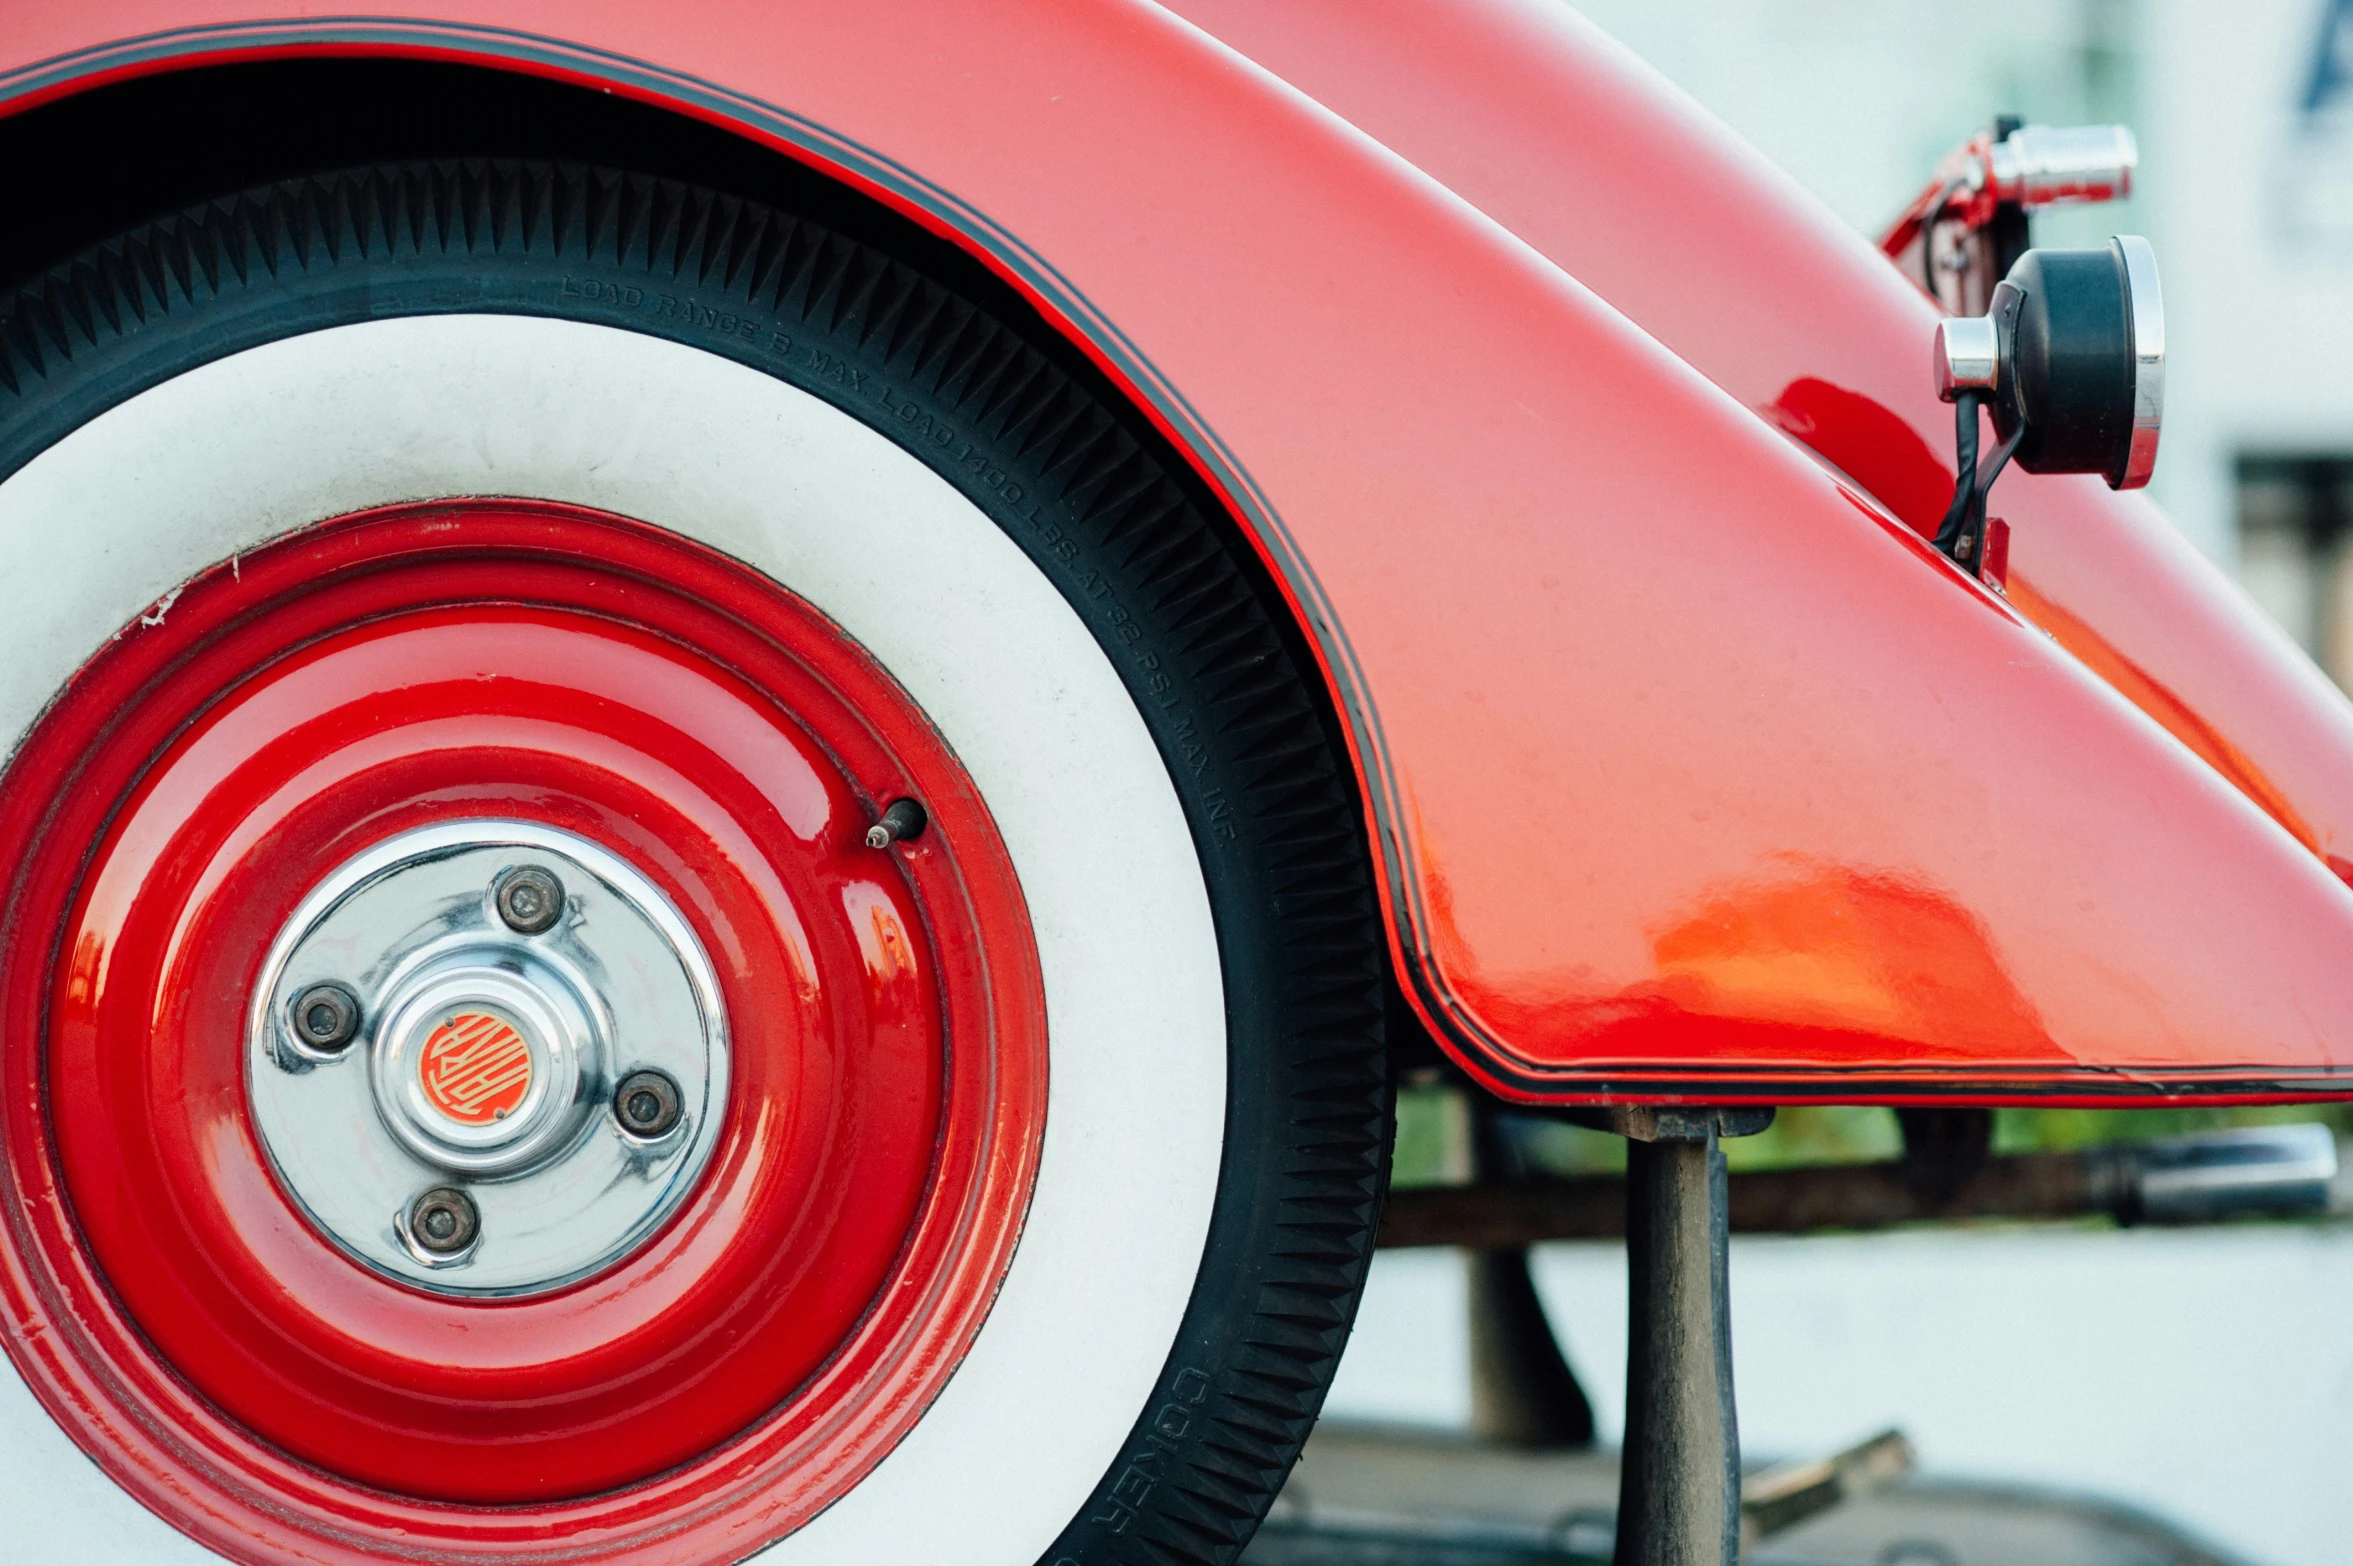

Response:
(1570, 0), (2353, 690)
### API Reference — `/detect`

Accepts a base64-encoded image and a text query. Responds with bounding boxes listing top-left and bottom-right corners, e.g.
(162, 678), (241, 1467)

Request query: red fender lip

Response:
(5, 3), (2353, 1104)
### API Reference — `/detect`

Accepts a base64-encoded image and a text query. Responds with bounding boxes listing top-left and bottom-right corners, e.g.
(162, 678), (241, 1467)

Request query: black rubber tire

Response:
(0, 160), (1391, 1564)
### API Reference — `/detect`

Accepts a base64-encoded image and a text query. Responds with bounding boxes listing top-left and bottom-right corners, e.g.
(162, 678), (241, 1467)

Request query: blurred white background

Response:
(1561, 0), (2353, 682)
(1316, 8), (2353, 1565)
(1328, 1231), (2353, 1566)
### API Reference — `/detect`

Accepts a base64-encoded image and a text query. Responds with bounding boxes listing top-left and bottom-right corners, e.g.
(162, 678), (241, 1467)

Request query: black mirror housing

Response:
(1991, 238), (2161, 489)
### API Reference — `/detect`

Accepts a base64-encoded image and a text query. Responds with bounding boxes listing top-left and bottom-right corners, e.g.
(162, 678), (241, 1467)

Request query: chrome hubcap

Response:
(248, 821), (729, 1296)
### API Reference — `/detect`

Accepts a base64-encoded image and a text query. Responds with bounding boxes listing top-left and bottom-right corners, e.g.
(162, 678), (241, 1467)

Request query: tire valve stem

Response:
(865, 797), (929, 850)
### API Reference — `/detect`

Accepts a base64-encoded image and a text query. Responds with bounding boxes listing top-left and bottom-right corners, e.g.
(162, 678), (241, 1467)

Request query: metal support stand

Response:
(1610, 1107), (1771, 1566)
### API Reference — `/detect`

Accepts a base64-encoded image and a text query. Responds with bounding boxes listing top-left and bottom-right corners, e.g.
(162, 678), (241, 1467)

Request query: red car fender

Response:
(1172, 0), (2353, 887)
(4, 2), (2352, 1102)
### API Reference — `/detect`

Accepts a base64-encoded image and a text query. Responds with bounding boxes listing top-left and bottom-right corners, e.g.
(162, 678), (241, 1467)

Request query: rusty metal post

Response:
(1611, 1107), (1768, 1566)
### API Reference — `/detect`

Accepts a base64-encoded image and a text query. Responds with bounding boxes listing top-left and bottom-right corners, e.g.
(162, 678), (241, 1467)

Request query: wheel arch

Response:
(0, 40), (1394, 1024)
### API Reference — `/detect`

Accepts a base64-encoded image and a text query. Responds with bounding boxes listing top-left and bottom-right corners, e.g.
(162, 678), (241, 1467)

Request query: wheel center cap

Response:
(247, 821), (730, 1296)
(368, 959), (591, 1176)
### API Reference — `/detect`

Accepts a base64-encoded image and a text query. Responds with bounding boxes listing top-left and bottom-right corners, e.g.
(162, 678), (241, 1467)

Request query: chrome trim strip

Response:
(2112, 234), (2163, 489)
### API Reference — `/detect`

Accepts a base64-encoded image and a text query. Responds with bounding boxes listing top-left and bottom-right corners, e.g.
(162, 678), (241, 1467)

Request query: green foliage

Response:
(1388, 1086), (2351, 1189)
(1993, 1101), (2353, 1153)
(1391, 1083), (1473, 1187)
(1720, 1105), (1901, 1171)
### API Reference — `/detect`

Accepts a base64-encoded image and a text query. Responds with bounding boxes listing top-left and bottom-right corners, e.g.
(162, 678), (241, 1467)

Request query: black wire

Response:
(1958, 423), (2027, 573)
(1919, 176), (1966, 297)
(1974, 425), (2024, 509)
(1934, 392), (1981, 557)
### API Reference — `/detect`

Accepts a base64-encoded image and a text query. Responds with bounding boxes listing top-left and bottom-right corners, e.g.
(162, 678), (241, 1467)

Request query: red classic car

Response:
(0, 3), (2337, 1563)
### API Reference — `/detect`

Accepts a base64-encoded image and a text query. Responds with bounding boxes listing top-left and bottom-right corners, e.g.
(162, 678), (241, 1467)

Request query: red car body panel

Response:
(5, 2), (2352, 1103)
(1172, 0), (2353, 874)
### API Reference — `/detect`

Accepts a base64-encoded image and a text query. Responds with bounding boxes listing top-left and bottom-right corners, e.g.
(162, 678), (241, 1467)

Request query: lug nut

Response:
(408, 1187), (479, 1255)
(289, 982), (361, 1052)
(865, 797), (929, 850)
(613, 1069), (683, 1138)
(494, 865), (565, 934)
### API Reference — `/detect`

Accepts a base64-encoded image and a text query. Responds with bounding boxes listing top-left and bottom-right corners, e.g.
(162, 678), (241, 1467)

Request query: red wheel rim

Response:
(0, 501), (1046, 1561)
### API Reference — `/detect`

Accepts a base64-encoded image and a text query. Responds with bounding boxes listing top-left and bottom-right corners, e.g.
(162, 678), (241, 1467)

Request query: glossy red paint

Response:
(0, 503), (1046, 1560)
(3, 2), (2352, 1105)
(1166, 0), (2353, 964)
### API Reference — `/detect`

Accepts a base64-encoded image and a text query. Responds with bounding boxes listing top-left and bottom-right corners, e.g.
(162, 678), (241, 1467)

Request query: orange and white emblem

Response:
(419, 1012), (533, 1125)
